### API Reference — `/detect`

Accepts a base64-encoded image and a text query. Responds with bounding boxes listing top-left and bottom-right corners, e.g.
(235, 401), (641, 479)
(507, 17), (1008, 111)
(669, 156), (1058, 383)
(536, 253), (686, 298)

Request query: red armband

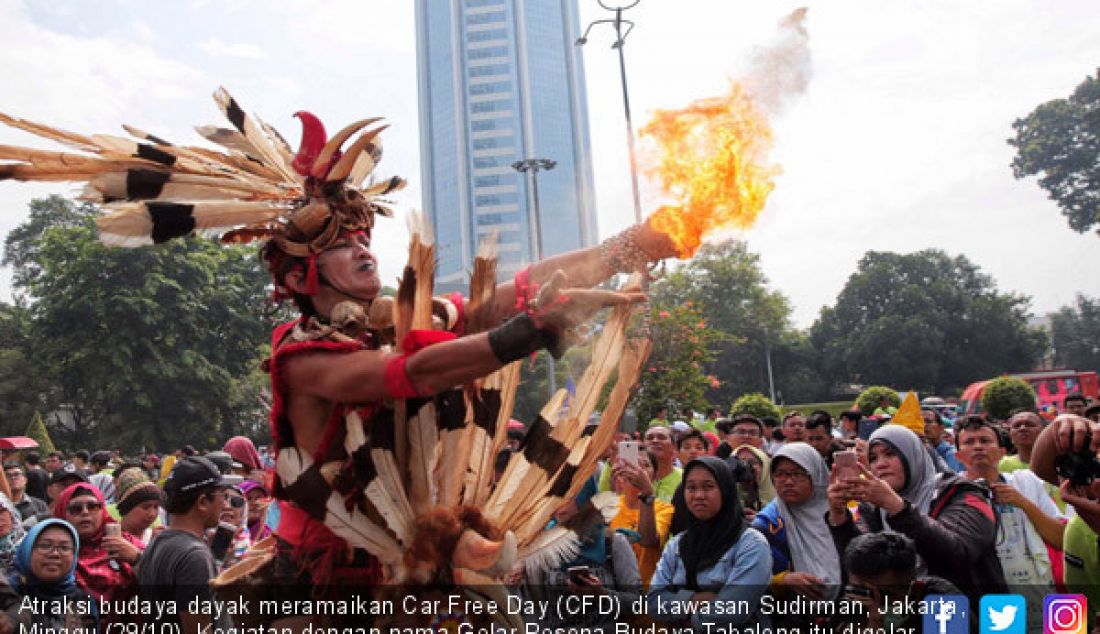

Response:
(514, 266), (538, 313)
(383, 329), (459, 399)
(383, 354), (419, 399)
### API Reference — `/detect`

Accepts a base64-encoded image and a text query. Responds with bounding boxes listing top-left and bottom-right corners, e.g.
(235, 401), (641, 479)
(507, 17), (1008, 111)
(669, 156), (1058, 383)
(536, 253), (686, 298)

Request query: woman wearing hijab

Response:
(10, 519), (99, 632)
(751, 443), (840, 613)
(732, 444), (776, 513)
(218, 484), (252, 571)
(224, 436), (264, 478)
(826, 424), (1006, 601)
(239, 480), (273, 543)
(0, 493), (26, 578)
(648, 457), (772, 631)
(52, 482), (142, 610)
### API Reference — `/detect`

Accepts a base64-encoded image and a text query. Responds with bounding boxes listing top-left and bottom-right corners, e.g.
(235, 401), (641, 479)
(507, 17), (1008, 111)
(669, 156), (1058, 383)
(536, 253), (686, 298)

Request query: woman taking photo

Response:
(648, 457), (772, 631)
(827, 424), (1006, 601)
(9, 519), (99, 632)
(53, 483), (142, 609)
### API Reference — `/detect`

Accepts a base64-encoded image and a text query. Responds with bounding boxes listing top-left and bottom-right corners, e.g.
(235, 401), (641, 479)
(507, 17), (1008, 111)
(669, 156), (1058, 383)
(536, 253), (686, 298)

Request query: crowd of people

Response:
(0, 395), (1096, 632)
(0, 437), (275, 632)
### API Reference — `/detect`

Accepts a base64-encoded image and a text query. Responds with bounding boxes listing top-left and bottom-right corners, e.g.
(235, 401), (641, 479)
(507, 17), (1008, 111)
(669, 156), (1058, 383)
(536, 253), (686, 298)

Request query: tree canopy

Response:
(0, 196), (280, 450)
(1050, 293), (1100, 375)
(1008, 70), (1100, 234)
(649, 241), (824, 405)
(810, 249), (1047, 394)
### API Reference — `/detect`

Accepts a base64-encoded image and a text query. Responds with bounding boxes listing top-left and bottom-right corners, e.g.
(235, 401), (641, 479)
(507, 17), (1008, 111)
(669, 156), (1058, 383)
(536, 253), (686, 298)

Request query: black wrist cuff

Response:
(488, 313), (560, 363)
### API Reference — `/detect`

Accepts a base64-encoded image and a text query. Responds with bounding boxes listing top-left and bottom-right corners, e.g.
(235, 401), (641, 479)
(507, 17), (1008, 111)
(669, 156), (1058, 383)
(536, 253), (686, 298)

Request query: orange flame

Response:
(641, 82), (779, 257)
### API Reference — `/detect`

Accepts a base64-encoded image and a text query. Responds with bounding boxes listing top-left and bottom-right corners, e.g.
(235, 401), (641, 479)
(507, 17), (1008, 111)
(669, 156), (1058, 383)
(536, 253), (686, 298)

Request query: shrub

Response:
(729, 393), (782, 420)
(981, 377), (1036, 421)
(856, 386), (901, 416)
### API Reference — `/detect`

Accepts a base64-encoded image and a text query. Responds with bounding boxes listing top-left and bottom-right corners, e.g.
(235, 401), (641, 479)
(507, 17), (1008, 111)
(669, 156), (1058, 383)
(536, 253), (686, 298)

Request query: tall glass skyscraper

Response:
(415, 0), (598, 292)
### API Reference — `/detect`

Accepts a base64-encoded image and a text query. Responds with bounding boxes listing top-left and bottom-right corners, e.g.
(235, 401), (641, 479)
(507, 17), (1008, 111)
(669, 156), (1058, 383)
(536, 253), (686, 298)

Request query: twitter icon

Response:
(981, 594), (1026, 634)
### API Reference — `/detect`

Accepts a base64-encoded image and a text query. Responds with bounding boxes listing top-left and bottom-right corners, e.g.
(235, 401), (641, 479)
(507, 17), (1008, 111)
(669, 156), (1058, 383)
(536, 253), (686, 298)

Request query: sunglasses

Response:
(226, 495), (245, 508)
(66, 501), (103, 515)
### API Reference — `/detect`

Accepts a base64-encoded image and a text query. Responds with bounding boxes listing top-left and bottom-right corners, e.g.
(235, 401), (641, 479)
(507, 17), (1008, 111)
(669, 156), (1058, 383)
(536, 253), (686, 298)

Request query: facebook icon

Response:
(923, 595), (970, 634)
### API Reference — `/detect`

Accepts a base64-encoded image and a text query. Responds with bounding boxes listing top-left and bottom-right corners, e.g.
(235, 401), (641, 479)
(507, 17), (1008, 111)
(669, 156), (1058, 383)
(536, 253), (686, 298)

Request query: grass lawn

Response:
(783, 401), (857, 417)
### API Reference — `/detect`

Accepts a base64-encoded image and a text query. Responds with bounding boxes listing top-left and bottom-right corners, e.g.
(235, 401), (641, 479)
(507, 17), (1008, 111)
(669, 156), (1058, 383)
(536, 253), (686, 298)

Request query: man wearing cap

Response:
(3, 462), (49, 527)
(137, 456), (232, 633)
(46, 462), (89, 505)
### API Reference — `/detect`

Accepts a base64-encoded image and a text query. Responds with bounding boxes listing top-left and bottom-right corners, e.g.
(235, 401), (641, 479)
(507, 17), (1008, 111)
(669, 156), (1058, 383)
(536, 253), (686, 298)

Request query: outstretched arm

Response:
(289, 286), (643, 404)
(479, 223), (677, 325)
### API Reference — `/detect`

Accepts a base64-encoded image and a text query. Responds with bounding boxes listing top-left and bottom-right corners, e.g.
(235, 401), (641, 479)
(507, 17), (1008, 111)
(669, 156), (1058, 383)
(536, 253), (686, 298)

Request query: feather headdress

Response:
(1, 89), (652, 591)
(0, 87), (405, 261)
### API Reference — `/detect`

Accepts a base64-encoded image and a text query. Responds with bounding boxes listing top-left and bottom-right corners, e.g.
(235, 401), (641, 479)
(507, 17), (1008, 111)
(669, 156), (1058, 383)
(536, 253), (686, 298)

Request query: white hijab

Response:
(771, 442), (841, 588)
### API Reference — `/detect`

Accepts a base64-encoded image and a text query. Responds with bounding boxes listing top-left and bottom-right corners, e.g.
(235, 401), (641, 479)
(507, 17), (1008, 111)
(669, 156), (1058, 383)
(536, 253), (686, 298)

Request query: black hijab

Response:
(676, 456), (745, 590)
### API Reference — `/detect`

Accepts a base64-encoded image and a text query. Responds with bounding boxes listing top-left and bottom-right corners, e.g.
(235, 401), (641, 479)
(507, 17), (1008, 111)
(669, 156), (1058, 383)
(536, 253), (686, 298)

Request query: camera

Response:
(1055, 449), (1100, 487)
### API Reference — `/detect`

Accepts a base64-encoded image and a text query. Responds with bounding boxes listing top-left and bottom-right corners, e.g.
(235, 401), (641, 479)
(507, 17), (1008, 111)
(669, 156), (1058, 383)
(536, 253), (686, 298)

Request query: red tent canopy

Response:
(0, 437), (39, 450)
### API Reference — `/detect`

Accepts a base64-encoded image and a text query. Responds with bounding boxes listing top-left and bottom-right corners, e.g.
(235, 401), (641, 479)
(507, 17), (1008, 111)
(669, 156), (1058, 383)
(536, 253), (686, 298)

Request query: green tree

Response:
(0, 301), (42, 435)
(981, 377), (1037, 421)
(652, 241), (822, 405)
(3, 197), (280, 451)
(632, 300), (728, 427)
(811, 250), (1048, 393)
(1008, 70), (1100, 234)
(729, 392), (782, 420)
(1050, 294), (1100, 374)
(24, 411), (55, 454)
(856, 386), (900, 416)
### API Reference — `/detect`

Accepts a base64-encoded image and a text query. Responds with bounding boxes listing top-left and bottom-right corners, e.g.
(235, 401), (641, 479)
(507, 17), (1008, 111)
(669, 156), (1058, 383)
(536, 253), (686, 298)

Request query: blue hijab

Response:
(11, 518), (81, 598)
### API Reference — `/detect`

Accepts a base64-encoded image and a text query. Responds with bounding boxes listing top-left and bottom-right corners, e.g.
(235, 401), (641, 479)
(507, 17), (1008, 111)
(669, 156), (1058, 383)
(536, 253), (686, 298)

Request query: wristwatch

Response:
(638, 493), (656, 506)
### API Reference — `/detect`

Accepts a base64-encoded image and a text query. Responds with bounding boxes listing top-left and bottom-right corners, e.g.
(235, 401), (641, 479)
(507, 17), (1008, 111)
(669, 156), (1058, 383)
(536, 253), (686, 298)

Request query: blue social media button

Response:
(980, 594), (1026, 634)
(923, 594), (969, 634)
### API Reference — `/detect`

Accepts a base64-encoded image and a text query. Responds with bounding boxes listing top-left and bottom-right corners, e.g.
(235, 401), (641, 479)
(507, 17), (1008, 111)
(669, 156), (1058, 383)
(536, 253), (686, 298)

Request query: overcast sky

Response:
(1, 0), (1097, 328)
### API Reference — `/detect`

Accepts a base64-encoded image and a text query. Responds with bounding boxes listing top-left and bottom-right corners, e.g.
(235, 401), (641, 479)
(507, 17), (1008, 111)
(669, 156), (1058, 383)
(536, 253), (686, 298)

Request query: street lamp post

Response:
(512, 157), (558, 397)
(763, 326), (777, 404)
(576, 0), (643, 225)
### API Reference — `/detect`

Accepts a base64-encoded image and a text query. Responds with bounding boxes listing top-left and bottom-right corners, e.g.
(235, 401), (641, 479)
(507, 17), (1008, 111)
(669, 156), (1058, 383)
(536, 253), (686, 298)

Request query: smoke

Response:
(739, 7), (812, 116)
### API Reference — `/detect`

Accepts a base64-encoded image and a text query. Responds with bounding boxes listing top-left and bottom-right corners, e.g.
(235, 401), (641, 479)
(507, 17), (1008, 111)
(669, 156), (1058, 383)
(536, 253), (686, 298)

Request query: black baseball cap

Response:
(163, 456), (234, 498)
(50, 462), (89, 486)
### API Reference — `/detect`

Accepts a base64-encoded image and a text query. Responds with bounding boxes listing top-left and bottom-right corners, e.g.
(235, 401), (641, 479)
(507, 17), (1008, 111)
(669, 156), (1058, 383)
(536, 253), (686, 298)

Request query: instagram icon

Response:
(1045, 595), (1087, 634)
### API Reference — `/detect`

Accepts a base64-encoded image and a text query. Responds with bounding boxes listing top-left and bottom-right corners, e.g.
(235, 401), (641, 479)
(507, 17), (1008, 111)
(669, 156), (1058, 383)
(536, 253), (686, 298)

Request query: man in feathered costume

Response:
(0, 89), (680, 629)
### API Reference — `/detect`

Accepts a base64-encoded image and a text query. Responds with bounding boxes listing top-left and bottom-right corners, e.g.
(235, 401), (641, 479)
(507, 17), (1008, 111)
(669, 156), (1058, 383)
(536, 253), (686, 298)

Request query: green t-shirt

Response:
(646, 417), (669, 431)
(1063, 516), (1100, 628)
(653, 468), (683, 503)
(694, 418), (718, 434)
(597, 464), (683, 503)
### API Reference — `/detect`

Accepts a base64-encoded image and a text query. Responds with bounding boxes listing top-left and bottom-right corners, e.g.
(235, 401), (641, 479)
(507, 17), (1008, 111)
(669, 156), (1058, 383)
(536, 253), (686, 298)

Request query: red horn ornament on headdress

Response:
(291, 111), (327, 177)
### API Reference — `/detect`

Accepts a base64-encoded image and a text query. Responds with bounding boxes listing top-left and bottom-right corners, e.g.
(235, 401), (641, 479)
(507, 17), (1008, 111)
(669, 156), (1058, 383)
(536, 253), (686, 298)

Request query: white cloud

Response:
(579, 0), (1100, 327)
(198, 37), (266, 60)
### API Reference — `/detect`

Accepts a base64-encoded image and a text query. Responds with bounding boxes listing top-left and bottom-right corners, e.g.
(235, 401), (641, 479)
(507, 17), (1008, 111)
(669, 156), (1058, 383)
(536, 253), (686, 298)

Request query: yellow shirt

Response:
(609, 496), (674, 587)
